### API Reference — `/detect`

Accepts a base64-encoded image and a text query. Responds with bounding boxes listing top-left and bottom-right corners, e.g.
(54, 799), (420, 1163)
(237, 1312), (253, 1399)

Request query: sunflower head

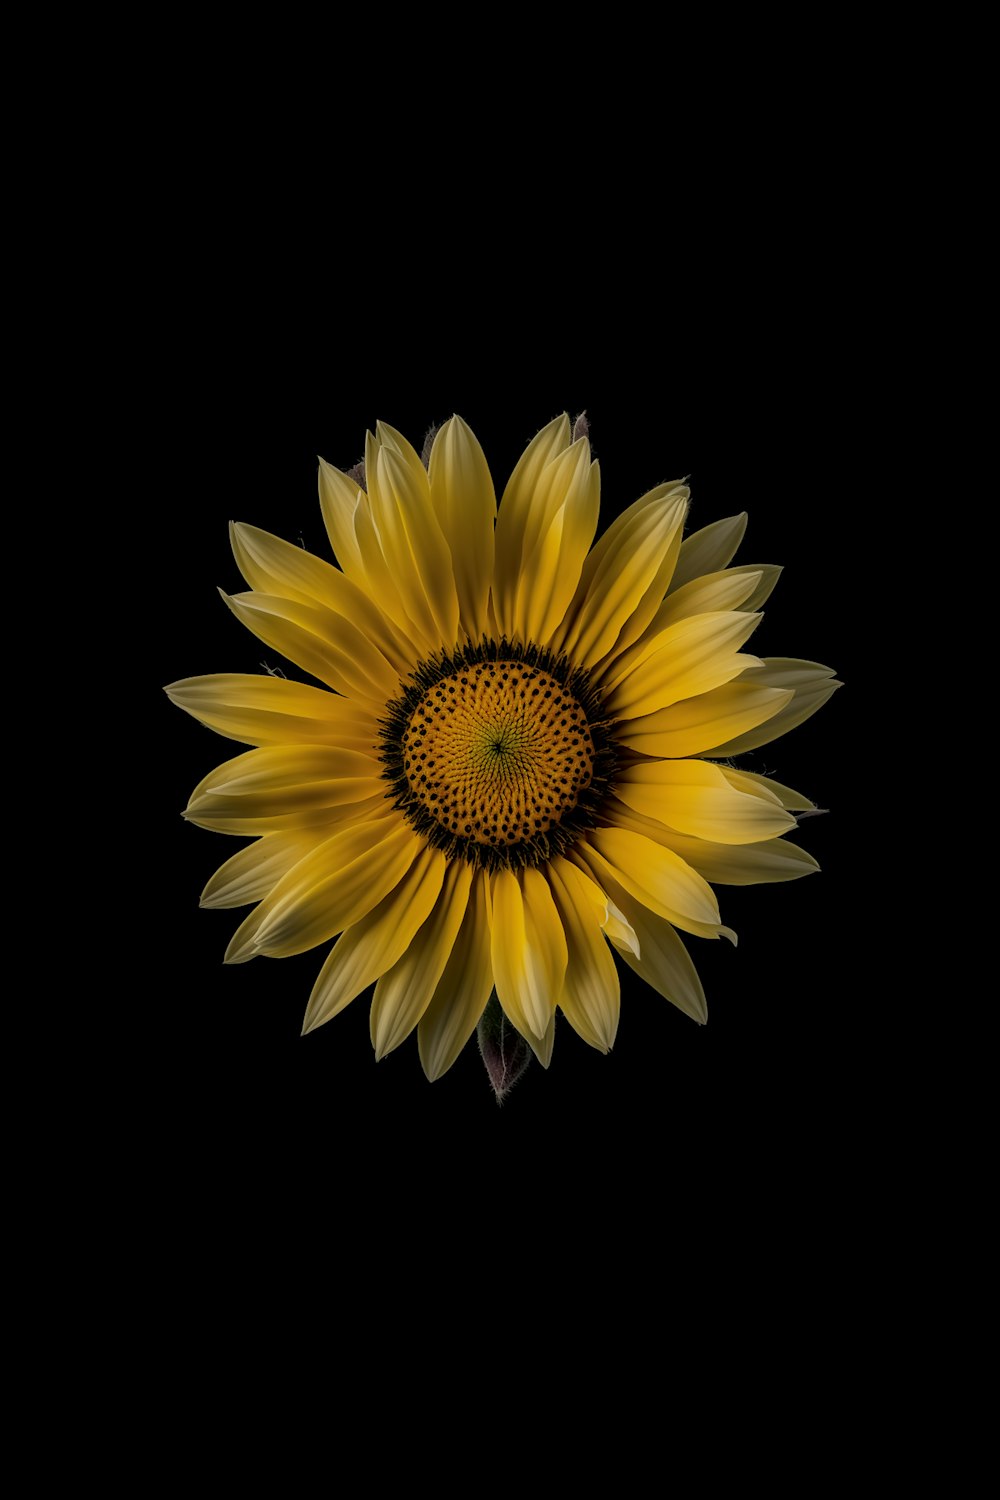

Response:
(167, 414), (840, 1097)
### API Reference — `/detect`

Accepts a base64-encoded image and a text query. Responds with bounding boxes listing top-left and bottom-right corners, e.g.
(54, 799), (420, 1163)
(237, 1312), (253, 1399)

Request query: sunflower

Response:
(166, 415), (839, 1092)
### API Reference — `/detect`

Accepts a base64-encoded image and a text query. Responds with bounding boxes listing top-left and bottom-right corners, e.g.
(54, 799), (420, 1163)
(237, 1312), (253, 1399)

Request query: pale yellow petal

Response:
(428, 415), (496, 641)
(490, 866), (568, 1040)
(230, 816), (419, 961)
(492, 415), (571, 636)
(318, 456), (367, 582)
(704, 659), (842, 755)
(606, 798), (819, 884)
(185, 791), (386, 838)
(368, 428), (460, 648)
(647, 566), (763, 629)
(186, 745), (384, 830)
(200, 830), (322, 909)
(547, 858), (620, 1052)
(728, 770), (818, 812)
(230, 522), (413, 676)
(514, 443), (598, 643)
(418, 874), (494, 1082)
(351, 487), (433, 647)
(591, 863), (709, 1022)
(604, 611), (763, 719)
(616, 681), (793, 760)
(557, 489), (688, 667)
(302, 845), (446, 1035)
(615, 760), (796, 844)
(667, 512), (748, 594)
(221, 590), (399, 703)
(579, 827), (724, 939)
(165, 673), (380, 751)
(737, 563), (782, 612)
(525, 1011), (556, 1069)
(370, 859), (473, 1060)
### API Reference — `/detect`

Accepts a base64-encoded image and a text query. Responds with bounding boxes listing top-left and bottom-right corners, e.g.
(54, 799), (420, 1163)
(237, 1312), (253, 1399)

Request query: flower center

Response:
(379, 641), (618, 870)
(403, 662), (595, 848)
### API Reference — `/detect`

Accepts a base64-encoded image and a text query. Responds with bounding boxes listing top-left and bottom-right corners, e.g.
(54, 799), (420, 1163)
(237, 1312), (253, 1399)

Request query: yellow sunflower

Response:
(166, 414), (839, 1093)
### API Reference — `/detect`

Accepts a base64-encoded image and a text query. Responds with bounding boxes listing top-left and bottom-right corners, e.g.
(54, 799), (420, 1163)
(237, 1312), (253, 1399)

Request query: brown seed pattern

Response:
(401, 662), (595, 848)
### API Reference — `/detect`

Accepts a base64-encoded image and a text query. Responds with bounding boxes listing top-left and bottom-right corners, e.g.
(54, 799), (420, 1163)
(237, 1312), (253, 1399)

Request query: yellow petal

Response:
(606, 798), (819, 884)
(704, 659), (842, 755)
(428, 415), (496, 641)
(490, 866), (568, 1040)
(351, 486), (433, 648)
(514, 444), (599, 643)
(370, 859), (473, 1060)
(418, 873), (495, 1082)
(616, 681), (793, 759)
(737, 563), (782, 612)
(492, 415), (571, 636)
(230, 522), (413, 676)
(615, 759), (796, 844)
(221, 590), (399, 703)
(302, 845), (447, 1035)
(558, 488), (688, 667)
(667, 512), (748, 594)
(728, 770), (817, 812)
(369, 428), (460, 648)
(200, 831), (321, 909)
(232, 816), (419, 960)
(647, 566), (764, 629)
(186, 745), (384, 830)
(318, 456), (367, 582)
(579, 827), (725, 939)
(547, 858), (620, 1052)
(590, 863), (709, 1022)
(185, 791), (386, 838)
(525, 1011), (556, 1069)
(165, 673), (380, 751)
(604, 611), (763, 718)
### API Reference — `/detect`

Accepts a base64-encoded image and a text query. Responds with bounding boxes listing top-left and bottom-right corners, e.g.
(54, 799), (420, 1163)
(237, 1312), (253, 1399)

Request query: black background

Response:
(148, 310), (858, 1196)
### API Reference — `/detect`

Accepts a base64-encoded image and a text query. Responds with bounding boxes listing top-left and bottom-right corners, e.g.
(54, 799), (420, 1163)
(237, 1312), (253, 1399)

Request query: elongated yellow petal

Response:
(490, 866), (568, 1040)
(615, 760), (796, 844)
(737, 563), (782, 612)
(368, 428), (460, 647)
(230, 522), (414, 676)
(164, 673), (381, 751)
(302, 845), (446, 1035)
(606, 798), (819, 884)
(518, 456), (600, 644)
(418, 874), (495, 1082)
(513, 442), (598, 643)
(616, 681), (793, 759)
(579, 827), (726, 940)
(370, 860), (473, 1060)
(590, 863), (709, 1022)
(185, 746), (385, 833)
(525, 1011), (556, 1069)
(200, 830), (322, 908)
(350, 486), (433, 647)
(648, 566), (763, 629)
(547, 858), (620, 1052)
(729, 770), (817, 812)
(428, 415), (496, 641)
(232, 816), (419, 960)
(186, 792), (386, 838)
(604, 611), (762, 718)
(704, 659), (842, 754)
(558, 489), (688, 666)
(318, 457), (367, 582)
(221, 590), (399, 703)
(667, 512), (748, 594)
(492, 415), (571, 635)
